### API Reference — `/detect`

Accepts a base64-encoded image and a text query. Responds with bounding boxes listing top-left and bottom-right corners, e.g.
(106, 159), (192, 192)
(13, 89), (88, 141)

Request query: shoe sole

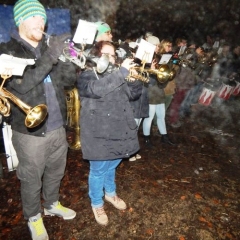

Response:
(44, 209), (76, 220)
(105, 198), (127, 210)
(96, 219), (109, 226)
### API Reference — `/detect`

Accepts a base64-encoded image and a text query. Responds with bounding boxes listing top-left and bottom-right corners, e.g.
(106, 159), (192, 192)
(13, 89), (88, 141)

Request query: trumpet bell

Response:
(157, 65), (170, 83)
(126, 63), (176, 83)
(96, 54), (110, 73)
(25, 104), (48, 128)
(156, 64), (176, 83)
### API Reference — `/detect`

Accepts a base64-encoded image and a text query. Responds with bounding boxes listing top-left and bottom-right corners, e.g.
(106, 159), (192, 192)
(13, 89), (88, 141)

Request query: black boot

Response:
(161, 134), (176, 146)
(143, 135), (154, 148)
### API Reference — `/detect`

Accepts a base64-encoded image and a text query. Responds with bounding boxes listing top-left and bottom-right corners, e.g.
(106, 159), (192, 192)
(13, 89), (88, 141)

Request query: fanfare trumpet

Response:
(37, 29), (87, 69)
(126, 64), (176, 83)
(39, 30), (111, 71)
(0, 71), (48, 128)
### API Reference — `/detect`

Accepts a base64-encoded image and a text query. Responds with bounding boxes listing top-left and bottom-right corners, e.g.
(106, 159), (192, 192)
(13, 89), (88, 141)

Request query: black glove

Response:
(46, 33), (72, 64)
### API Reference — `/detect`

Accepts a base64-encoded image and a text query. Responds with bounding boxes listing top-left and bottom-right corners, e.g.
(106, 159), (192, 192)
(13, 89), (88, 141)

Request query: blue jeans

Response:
(143, 104), (167, 135)
(89, 159), (122, 208)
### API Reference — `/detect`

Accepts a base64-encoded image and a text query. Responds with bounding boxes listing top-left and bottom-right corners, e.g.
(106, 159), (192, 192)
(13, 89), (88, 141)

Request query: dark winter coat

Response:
(175, 66), (196, 90)
(130, 82), (149, 118)
(147, 75), (168, 104)
(0, 33), (77, 136)
(77, 67), (142, 160)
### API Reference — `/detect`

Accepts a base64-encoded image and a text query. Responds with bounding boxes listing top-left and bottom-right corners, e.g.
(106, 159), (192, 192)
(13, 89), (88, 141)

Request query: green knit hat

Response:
(95, 21), (111, 37)
(13, 0), (47, 27)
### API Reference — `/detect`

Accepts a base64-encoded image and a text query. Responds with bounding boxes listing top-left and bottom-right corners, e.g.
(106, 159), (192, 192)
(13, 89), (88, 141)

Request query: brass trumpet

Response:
(126, 64), (176, 83)
(64, 86), (81, 150)
(0, 71), (48, 128)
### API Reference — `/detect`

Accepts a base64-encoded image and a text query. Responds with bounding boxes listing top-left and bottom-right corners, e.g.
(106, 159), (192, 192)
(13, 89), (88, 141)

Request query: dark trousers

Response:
(179, 83), (204, 117)
(168, 89), (189, 124)
(12, 127), (68, 219)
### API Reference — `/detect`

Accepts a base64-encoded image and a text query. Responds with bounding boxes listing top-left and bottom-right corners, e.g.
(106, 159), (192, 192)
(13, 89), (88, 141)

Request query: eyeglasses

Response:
(101, 53), (116, 60)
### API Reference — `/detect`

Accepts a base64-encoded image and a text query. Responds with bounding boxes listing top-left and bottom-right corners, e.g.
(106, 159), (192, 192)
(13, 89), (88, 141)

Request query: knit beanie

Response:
(13, 0), (47, 27)
(147, 36), (160, 45)
(95, 21), (111, 37)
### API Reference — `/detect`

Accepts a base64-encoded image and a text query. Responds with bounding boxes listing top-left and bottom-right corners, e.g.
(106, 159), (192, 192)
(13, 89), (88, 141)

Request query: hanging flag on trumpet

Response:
(135, 39), (156, 64)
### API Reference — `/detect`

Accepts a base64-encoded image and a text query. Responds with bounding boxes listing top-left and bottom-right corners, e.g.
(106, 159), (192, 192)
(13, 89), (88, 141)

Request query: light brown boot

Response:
(105, 195), (127, 210)
(92, 206), (108, 226)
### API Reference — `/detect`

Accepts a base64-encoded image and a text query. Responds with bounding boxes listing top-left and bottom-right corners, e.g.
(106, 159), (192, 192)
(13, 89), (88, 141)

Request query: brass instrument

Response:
(126, 64), (176, 83)
(177, 47), (197, 69)
(178, 47), (218, 69)
(179, 58), (197, 69)
(206, 51), (218, 66)
(0, 71), (48, 128)
(38, 30), (112, 73)
(65, 86), (81, 150)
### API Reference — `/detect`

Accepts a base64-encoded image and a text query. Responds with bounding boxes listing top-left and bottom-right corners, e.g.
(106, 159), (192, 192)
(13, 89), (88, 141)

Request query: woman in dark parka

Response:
(77, 41), (142, 226)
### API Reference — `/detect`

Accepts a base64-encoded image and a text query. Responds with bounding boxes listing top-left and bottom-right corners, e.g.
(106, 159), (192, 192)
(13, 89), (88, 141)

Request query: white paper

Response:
(135, 39), (156, 63)
(0, 54), (35, 76)
(186, 54), (193, 60)
(73, 20), (97, 44)
(217, 47), (223, 55)
(213, 41), (219, 49)
(178, 46), (186, 55)
(159, 54), (172, 64)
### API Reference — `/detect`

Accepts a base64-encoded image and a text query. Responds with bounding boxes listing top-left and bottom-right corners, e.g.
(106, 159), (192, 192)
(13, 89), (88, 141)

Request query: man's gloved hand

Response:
(46, 33), (72, 64)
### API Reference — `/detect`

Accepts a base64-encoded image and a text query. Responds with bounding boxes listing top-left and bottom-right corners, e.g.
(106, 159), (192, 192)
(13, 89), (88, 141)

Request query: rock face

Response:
(43, 0), (240, 43)
(1, 0), (239, 42)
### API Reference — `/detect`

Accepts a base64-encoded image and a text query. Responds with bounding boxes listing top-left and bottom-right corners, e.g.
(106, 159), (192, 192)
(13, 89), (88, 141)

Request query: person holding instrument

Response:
(0, 0), (77, 239)
(142, 36), (175, 147)
(77, 41), (142, 225)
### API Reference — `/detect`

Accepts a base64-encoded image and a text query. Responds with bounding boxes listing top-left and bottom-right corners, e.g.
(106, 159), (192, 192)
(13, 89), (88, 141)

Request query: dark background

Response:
(1, 0), (240, 45)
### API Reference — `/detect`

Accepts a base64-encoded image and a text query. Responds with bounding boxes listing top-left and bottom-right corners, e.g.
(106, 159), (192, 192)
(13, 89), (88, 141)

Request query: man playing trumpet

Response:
(0, 0), (77, 239)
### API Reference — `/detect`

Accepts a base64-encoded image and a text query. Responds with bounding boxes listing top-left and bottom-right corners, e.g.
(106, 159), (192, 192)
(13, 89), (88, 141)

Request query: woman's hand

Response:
(121, 58), (136, 70)
(151, 59), (157, 69)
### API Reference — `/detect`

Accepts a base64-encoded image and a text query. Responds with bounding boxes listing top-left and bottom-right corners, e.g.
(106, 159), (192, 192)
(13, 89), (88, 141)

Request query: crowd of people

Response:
(0, 0), (240, 239)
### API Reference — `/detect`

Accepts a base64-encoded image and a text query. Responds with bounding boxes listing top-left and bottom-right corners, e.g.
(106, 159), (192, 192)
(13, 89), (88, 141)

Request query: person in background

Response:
(172, 37), (188, 54)
(169, 46), (206, 126)
(144, 32), (153, 41)
(84, 21), (113, 57)
(0, 0), (77, 239)
(202, 34), (214, 52)
(77, 41), (142, 225)
(168, 47), (203, 128)
(152, 39), (176, 126)
(116, 41), (149, 161)
(95, 21), (113, 42)
(142, 36), (175, 147)
(158, 39), (176, 110)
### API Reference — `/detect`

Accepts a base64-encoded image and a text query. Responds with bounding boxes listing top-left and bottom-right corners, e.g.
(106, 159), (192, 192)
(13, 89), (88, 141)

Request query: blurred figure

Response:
(168, 45), (204, 127)
(202, 34), (214, 52)
(144, 31), (153, 41)
(173, 37), (188, 54)
(177, 45), (213, 120)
